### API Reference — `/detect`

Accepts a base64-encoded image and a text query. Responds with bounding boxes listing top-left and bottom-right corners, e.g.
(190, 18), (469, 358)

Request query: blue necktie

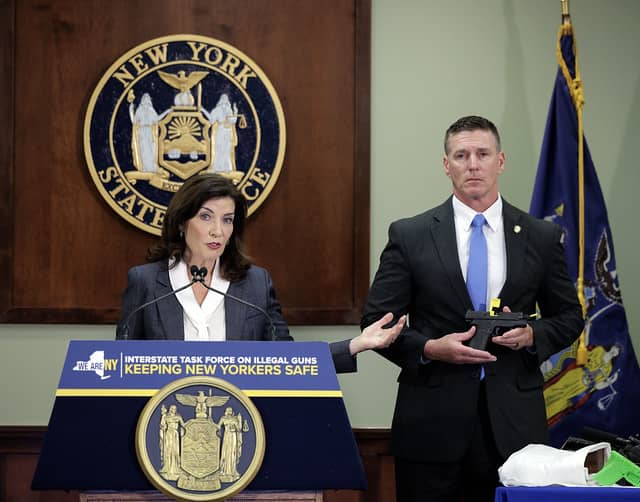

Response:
(467, 214), (488, 380)
(467, 214), (488, 311)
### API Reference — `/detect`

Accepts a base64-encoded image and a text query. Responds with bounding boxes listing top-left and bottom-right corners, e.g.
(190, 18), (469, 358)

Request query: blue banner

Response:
(58, 340), (340, 396)
(530, 19), (640, 445)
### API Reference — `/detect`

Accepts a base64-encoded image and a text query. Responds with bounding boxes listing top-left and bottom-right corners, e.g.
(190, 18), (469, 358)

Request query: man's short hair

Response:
(444, 115), (501, 154)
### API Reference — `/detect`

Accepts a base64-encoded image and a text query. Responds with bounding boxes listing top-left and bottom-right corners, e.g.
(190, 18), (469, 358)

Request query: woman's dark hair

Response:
(147, 174), (251, 281)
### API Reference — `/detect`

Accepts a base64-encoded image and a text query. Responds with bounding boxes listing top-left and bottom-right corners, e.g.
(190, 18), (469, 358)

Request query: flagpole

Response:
(561, 0), (570, 24)
(531, 0), (640, 445)
(557, 0), (588, 364)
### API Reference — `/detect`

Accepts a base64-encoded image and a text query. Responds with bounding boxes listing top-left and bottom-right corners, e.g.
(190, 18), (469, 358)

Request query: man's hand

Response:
(491, 306), (534, 350)
(350, 313), (407, 355)
(423, 326), (497, 364)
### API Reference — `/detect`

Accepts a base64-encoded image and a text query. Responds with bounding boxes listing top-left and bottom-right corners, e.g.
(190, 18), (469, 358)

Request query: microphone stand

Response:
(191, 266), (281, 341)
(117, 277), (198, 340)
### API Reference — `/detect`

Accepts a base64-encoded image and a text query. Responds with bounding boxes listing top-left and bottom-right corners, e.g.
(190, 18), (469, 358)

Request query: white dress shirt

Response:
(169, 259), (230, 341)
(452, 194), (507, 309)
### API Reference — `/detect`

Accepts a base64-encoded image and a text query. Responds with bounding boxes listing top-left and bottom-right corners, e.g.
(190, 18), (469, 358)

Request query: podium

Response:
(32, 340), (366, 498)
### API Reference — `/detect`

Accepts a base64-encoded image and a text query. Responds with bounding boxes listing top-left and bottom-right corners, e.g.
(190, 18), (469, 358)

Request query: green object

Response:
(594, 451), (640, 487)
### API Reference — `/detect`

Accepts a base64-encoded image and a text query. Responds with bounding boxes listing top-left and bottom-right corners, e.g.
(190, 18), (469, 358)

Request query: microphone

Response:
(190, 265), (207, 283)
(116, 276), (199, 340)
(191, 265), (282, 341)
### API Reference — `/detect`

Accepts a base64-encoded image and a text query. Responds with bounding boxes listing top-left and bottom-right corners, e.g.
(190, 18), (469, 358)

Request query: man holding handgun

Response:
(361, 116), (584, 501)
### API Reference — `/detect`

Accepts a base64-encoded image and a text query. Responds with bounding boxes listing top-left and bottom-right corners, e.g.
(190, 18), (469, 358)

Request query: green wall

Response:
(1, 0), (639, 427)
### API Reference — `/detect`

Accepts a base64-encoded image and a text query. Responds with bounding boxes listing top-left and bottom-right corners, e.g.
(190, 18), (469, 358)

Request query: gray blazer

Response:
(117, 261), (356, 373)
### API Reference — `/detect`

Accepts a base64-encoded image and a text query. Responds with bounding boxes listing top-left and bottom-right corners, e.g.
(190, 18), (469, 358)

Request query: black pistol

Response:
(465, 310), (529, 351)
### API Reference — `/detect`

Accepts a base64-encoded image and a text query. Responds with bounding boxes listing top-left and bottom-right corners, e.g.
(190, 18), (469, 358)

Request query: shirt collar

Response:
(452, 194), (503, 232)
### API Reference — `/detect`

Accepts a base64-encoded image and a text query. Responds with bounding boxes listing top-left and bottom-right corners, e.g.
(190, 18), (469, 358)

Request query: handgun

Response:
(465, 310), (529, 351)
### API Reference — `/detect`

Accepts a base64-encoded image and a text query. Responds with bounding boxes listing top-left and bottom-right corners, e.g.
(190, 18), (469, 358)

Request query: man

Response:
(361, 116), (583, 501)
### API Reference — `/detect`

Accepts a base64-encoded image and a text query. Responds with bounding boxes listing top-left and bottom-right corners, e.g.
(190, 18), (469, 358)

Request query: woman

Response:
(117, 174), (404, 372)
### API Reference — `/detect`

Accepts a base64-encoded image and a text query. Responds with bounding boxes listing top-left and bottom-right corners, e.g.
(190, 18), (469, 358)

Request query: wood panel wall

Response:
(0, 0), (370, 325)
(0, 427), (394, 502)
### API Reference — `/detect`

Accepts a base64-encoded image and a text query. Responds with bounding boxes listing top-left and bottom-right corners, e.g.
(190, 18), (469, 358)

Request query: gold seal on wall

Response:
(84, 35), (286, 235)
(136, 376), (265, 501)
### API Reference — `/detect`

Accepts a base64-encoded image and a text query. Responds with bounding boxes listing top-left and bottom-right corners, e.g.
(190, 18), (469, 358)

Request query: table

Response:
(495, 485), (640, 501)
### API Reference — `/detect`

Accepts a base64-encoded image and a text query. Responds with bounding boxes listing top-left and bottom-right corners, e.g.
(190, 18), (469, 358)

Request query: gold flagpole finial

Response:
(561, 0), (571, 24)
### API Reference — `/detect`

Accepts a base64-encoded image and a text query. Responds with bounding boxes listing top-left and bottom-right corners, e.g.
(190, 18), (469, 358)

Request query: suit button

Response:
(471, 370), (480, 378)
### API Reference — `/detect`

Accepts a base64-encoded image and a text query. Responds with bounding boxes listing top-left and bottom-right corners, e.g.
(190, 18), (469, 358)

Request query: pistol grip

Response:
(469, 326), (492, 351)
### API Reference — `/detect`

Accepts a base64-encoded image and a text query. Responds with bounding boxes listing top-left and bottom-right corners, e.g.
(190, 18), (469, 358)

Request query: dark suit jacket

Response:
(117, 261), (357, 373)
(361, 197), (583, 463)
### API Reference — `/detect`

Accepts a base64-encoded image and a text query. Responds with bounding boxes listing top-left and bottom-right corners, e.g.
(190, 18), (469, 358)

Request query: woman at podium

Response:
(116, 173), (404, 373)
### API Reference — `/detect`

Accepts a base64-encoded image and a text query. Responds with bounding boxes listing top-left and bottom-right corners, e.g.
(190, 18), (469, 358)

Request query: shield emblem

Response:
(157, 108), (211, 179)
(180, 418), (220, 478)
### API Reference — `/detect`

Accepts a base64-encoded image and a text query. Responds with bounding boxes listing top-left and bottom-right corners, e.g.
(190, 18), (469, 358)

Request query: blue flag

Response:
(530, 18), (640, 447)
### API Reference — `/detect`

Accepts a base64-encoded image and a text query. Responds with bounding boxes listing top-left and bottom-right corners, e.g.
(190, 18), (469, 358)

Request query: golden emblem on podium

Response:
(136, 377), (265, 501)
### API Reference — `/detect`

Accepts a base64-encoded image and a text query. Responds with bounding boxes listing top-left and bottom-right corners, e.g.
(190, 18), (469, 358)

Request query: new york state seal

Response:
(84, 35), (286, 235)
(136, 376), (265, 501)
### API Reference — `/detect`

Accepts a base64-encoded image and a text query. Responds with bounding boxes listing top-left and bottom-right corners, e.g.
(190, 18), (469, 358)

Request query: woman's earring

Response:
(180, 230), (184, 239)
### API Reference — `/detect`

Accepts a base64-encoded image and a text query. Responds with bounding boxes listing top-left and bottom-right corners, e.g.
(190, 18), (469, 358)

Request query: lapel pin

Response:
(514, 225), (521, 234)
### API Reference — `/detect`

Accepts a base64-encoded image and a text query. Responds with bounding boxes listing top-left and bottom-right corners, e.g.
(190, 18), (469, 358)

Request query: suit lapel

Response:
(155, 266), (184, 340)
(225, 278), (249, 340)
(499, 200), (528, 303)
(431, 198), (472, 309)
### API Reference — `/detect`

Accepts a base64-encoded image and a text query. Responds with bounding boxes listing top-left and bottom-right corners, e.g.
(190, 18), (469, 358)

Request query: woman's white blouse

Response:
(168, 259), (230, 341)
